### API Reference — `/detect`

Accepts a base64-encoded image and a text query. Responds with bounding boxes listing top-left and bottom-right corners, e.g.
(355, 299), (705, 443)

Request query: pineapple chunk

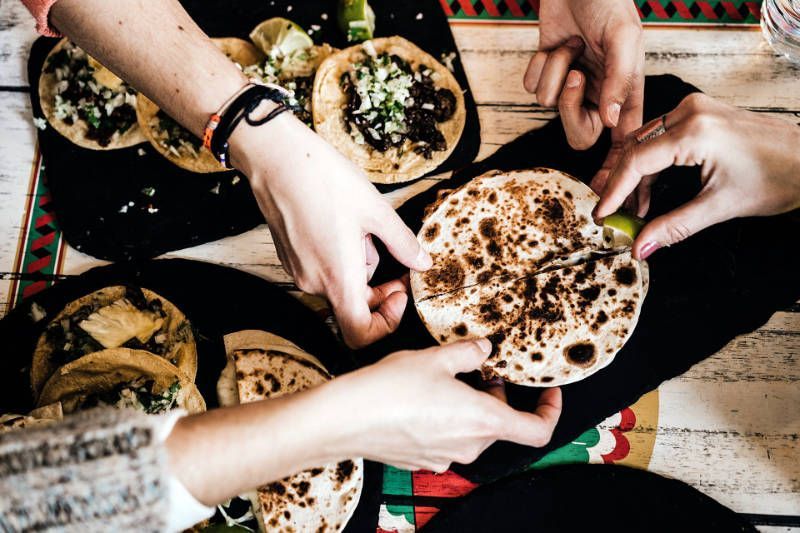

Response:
(78, 299), (164, 348)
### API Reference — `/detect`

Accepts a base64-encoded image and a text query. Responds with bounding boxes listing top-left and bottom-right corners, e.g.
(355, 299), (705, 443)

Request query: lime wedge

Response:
(603, 211), (645, 246)
(250, 17), (313, 57)
(338, 0), (376, 42)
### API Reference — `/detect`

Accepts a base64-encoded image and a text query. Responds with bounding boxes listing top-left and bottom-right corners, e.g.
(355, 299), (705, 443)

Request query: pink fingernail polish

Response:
(608, 103), (621, 127)
(639, 241), (661, 260)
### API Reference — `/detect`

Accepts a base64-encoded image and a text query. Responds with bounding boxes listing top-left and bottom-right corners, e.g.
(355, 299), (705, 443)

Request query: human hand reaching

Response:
(230, 114), (431, 348)
(594, 93), (800, 259)
(330, 339), (562, 472)
(523, 0), (649, 213)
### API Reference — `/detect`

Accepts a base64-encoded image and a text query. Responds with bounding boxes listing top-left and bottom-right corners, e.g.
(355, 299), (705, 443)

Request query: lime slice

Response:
(603, 211), (645, 246)
(338, 0), (376, 42)
(249, 17), (313, 57)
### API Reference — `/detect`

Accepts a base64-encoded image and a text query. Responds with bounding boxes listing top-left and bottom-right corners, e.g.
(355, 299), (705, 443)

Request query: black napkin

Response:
(422, 464), (757, 532)
(360, 75), (800, 482)
(28, 0), (480, 261)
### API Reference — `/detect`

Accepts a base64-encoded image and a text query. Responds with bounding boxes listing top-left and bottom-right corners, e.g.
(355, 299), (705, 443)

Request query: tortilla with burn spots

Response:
(412, 168), (648, 387)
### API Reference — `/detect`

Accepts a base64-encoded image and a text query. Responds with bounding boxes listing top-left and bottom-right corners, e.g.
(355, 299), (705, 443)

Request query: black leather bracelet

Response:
(210, 84), (293, 168)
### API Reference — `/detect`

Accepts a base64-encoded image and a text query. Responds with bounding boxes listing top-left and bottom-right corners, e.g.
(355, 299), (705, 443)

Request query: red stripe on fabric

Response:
(672, 0), (693, 19)
(480, 0), (501, 17)
(457, 0), (478, 16)
(601, 429), (632, 464)
(415, 507), (441, 529)
(697, 1), (719, 19)
(23, 281), (48, 299)
(526, 0), (540, 16)
(745, 1), (761, 19)
(721, 1), (743, 19)
(38, 192), (51, 207)
(27, 255), (51, 274)
(30, 232), (55, 252)
(412, 470), (479, 498)
(648, 0), (669, 18)
(35, 212), (55, 228)
(505, 0), (524, 17)
(439, 0), (454, 16)
(618, 407), (637, 432)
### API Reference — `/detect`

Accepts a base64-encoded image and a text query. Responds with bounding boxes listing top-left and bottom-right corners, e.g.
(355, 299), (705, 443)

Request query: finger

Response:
(366, 277), (409, 310)
(500, 387), (563, 448)
(482, 378), (508, 403)
(632, 189), (732, 259)
(600, 25), (643, 128)
(523, 51), (548, 93)
(558, 70), (604, 150)
(594, 116), (682, 220)
(535, 36), (585, 108)
(365, 234), (379, 282)
(423, 338), (492, 375)
(635, 175), (656, 217)
(333, 280), (409, 348)
(369, 208), (432, 272)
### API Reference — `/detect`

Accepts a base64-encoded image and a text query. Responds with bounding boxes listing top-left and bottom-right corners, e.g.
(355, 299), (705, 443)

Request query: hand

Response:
(523, 0), (648, 213)
(230, 113), (431, 348)
(594, 93), (800, 259)
(332, 339), (562, 472)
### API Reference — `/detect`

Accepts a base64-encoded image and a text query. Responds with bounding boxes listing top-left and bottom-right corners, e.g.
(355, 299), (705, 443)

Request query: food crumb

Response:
(29, 302), (47, 323)
(287, 5), (293, 12)
(321, 13), (328, 20)
(137, 148), (146, 156)
(231, 175), (241, 185)
(210, 182), (221, 195)
(119, 205), (129, 214)
(147, 205), (159, 214)
(416, 12), (424, 20)
(141, 186), (156, 197)
(33, 117), (47, 130)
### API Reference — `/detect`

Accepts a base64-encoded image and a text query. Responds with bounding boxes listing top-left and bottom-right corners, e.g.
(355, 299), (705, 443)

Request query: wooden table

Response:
(0, 1), (798, 530)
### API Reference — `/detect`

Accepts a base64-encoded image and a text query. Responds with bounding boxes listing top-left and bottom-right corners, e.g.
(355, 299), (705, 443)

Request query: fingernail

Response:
(566, 70), (581, 88)
(566, 36), (583, 48)
(417, 248), (433, 270)
(475, 338), (492, 354)
(638, 241), (661, 260)
(608, 103), (621, 127)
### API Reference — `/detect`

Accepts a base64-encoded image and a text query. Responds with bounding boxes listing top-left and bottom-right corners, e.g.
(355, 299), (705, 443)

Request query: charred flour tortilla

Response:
(412, 168), (648, 386)
(0, 403), (63, 433)
(37, 349), (205, 414)
(39, 39), (145, 150)
(216, 331), (363, 533)
(136, 38), (263, 173)
(31, 286), (197, 397)
(313, 37), (466, 184)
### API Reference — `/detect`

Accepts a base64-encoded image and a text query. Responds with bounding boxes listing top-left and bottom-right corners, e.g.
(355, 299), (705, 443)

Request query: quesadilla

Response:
(136, 38), (264, 173)
(39, 39), (146, 150)
(412, 168), (648, 386)
(313, 37), (466, 184)
(31, 286), (197, 398)
(216, 330), (363, 533)
(37, 349), (205, 415)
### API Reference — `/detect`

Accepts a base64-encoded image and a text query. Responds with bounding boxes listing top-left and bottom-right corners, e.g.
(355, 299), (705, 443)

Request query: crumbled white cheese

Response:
(33, 117), (47, 130)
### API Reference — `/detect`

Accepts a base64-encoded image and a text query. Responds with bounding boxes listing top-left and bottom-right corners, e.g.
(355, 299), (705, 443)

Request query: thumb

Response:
(369, 207), (432, 272)
(499, 387), (562, 448)
(426, 338), (493, 375)
(632, 190), (731, 260)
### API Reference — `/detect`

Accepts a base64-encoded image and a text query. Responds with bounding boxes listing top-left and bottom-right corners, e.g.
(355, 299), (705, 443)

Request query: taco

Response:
(39, 38), (145, 150)
(136, 38), (264, 173)
(412, 168), (648, 387)
(313, 37), (466, 184)
(31, 286), (197, 398)
(0, 403), (63, 434)
(37, 349), (205, 415)
(215, 331), (363, 533)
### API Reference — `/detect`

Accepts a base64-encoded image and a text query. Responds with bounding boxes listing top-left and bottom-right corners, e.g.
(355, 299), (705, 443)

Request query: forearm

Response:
(165, 382), (355, 506)
(49, 0), (247, 137)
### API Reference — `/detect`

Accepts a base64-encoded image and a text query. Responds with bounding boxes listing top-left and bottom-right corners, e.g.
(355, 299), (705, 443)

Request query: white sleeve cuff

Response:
(158, 410), (217, 532)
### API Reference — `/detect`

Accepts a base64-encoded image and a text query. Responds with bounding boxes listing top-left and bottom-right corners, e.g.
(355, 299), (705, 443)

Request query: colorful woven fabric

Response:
(442, 0), (762, 24)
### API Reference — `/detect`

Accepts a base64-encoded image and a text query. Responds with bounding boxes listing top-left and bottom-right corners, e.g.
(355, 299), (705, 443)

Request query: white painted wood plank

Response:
(0, 0), (38, 87)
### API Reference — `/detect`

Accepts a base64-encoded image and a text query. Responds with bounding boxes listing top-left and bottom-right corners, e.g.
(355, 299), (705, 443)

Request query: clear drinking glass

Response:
(761, 0), (800, 64)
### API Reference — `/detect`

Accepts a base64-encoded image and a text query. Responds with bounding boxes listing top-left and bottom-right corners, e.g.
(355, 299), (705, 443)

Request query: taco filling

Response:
(79, 377), (181, 414)
(243, 50), (317, 126)
(153, 110), (202, 160)
(341, 50), (457, 159)
(44, 42), (138, 147)
(43, 286), (189, 367)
